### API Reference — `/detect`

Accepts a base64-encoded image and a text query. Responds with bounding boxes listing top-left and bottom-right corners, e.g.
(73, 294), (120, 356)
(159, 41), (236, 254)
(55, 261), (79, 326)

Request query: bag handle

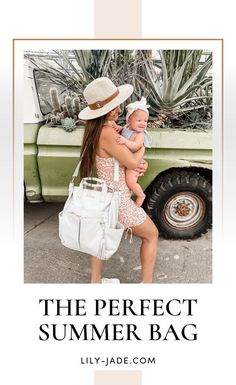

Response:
(71, 161), (81, 183)
(113, 158), (119, 192)
(70, 157), (119, 188)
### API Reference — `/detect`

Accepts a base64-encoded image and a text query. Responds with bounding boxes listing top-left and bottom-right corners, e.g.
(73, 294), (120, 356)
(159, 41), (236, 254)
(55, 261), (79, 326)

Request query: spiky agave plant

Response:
(138, 50), (212, 117)
(25, 49), (150, 106)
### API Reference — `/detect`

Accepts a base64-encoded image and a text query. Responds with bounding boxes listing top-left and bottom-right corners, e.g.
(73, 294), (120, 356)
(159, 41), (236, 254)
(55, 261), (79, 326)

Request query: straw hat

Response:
(78, 77), (133, 120)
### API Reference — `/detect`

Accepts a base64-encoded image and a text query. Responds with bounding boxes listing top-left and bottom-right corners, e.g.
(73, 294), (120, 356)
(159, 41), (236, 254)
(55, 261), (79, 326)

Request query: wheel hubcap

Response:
(163, 192), (205, 229)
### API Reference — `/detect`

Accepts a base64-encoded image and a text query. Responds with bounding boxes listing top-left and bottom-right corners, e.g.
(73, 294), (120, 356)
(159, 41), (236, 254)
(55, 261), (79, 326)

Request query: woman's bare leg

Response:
(90, 216), (158, 284)
(91, 256), (104, 283)
(132, 216), (159, 283)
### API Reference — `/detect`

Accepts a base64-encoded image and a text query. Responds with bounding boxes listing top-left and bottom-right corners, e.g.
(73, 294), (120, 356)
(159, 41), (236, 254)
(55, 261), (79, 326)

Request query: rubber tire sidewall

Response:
(145, 172), (212, 239)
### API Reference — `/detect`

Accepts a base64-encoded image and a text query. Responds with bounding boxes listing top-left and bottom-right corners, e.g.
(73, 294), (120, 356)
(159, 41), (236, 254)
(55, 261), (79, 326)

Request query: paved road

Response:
(24, 203), (212, 284)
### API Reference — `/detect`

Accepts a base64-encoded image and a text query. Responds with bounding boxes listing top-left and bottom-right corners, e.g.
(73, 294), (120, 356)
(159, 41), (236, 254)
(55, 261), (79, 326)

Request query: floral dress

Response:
(96, 155), (147, 229)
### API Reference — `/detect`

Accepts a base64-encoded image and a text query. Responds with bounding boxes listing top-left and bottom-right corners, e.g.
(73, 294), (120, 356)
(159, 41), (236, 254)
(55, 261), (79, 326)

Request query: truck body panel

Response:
(24, 124), (212, 202)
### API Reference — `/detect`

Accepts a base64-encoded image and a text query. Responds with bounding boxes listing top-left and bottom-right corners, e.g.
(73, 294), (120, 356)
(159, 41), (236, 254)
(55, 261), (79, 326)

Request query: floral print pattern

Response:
(96, 156), (147, 228)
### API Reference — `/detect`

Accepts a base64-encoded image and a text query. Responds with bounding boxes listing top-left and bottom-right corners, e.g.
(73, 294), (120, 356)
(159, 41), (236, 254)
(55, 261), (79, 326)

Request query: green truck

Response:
(24, 63), (212, 240)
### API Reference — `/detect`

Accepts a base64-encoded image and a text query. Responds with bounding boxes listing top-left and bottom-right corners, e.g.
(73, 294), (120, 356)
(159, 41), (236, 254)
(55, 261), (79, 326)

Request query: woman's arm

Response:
(100, 126), (145, 169)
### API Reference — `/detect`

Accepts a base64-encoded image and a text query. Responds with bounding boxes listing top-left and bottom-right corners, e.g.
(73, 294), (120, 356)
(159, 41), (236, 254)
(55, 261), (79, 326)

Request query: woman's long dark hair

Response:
(79, 114), (107, 179)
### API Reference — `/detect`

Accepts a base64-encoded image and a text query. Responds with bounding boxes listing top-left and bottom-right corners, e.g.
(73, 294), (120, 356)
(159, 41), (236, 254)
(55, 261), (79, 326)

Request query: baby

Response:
(116, 97), (151, 207)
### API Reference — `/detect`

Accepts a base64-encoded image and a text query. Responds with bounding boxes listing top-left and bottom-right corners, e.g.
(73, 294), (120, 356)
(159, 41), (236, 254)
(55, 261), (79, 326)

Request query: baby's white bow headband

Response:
(126, 96), (150, 121)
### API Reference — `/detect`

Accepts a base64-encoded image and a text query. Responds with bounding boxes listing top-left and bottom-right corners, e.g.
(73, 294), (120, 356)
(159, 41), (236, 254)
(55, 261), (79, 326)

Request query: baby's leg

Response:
(126, 169), (146, 207)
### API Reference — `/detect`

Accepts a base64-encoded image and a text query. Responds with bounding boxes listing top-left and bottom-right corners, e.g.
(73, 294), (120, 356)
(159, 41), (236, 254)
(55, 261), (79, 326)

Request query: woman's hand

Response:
(135, 159), (148, 176)
(113, 123), (123, 133)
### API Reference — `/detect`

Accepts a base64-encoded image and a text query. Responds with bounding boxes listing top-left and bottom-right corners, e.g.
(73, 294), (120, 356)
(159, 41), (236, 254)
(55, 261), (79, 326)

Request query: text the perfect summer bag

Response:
(59, 158), (124, 260)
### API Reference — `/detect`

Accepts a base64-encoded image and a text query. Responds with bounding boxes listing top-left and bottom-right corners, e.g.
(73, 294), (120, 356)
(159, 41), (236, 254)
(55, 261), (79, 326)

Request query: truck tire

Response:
(144, 171), (212, 239)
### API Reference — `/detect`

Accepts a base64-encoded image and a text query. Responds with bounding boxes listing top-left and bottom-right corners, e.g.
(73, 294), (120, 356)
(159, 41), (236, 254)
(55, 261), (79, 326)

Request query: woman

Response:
(78, 77), (159, 284)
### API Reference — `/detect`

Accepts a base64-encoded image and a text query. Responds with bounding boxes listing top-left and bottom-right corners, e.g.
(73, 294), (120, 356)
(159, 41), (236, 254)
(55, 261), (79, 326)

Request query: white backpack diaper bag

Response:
(59, 158), (124, 260)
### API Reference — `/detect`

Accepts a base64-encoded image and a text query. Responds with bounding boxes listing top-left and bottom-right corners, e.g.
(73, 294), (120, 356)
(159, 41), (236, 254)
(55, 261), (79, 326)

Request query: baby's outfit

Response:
(121, 125), (152, 151)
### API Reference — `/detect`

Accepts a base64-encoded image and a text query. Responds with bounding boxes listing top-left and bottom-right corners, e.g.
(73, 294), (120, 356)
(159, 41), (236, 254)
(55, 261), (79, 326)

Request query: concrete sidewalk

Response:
(24, 202), (212, 284)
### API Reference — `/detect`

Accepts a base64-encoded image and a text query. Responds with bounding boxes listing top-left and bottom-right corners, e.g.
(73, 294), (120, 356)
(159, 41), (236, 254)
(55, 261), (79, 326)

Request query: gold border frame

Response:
(14, 38), (224, 231)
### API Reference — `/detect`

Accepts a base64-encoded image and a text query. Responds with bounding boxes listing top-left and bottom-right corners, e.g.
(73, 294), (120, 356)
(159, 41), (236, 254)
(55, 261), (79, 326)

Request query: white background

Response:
(0, 1), (235, 384)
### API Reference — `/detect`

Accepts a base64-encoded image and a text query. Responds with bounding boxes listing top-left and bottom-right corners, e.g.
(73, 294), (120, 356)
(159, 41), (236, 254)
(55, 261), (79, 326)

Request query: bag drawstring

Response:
(125, 227), (133, 244)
